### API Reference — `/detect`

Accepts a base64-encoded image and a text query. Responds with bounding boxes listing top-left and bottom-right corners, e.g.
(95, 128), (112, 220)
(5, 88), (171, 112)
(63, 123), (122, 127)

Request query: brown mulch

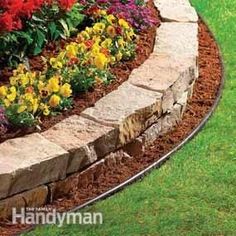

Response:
(0, 18), (223, 236)
(0, 0), (159, 143)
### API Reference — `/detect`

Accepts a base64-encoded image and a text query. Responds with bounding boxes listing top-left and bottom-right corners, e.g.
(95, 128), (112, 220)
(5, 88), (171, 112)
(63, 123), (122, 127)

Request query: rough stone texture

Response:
(154, 0), (191, 8)
(49, 174), (79, 201)
(82, 82), (162, 145)
(23, 186), (48, 208)
(187, 80), (196, 98)
(129, 55), (197, 90)
(0, 162), (15, 202)
(125, 103), (184, 155)
(157, 4), (198, 23)
(141, 121), (163, 146)
(153, 23), (198, 59)
(177, 90), (189, 116)
(43, 115), (118, 174)
(129, 55), (183, 92)
(128, 55), (196, 111)
(0, 194), (25, 219)
(171, 66), (195, 102)
(161, 103), (183, 134)
(49, 150), (131, 201)
(0, 134), (69, 199)
(0, 186), (48, 219)
(162, 88), (175, 113)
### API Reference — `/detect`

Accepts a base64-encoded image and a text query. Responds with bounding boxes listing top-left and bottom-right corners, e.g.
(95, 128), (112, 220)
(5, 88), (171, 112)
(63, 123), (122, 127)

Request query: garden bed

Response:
(0, 0), (216, 234)
(0, 17), (223, 235)
(0, 0), (159, 143)
(0, 0), (198, 207)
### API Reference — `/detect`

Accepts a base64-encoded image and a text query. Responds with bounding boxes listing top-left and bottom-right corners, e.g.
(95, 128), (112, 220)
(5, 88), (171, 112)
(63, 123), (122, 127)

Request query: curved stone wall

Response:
(0, 0), (198, 218)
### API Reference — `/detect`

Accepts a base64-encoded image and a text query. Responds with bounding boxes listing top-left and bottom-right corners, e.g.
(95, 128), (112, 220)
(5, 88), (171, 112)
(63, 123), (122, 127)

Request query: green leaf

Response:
(59, 19), (70, 38)
(48, 22), (60, 41)
(33, 29), (46, 55)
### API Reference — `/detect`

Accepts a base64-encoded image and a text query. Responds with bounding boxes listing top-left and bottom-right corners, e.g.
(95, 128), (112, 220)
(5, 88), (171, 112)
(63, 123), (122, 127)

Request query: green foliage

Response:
(0, 3), (85, 67)
(6, 104), (35, 127)
(70, 66), (113, 94)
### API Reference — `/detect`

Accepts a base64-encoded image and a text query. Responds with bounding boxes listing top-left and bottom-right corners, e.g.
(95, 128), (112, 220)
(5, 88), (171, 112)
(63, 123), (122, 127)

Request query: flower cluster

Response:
(0, 0), (156, 131)
(80, 0), (158, 31)
(0, 0), (77, 33)
(48, 10), (136, 96)
(0, 12), (136, 127)
(50, 11), (136, 71)
(0, 64), (73, 127)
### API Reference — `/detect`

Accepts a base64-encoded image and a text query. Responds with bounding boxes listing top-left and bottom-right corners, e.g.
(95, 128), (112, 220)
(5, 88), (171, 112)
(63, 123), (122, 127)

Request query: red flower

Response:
(58, 0), (76, 11)
(0, 0), (76, 33)
(0, 12), (14, 32)
(84, 40), (94, 49)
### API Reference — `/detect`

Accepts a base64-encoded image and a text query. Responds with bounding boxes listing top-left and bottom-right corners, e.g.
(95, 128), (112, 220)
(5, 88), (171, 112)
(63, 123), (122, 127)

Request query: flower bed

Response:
(0, 0), (159, 141)
(0, 0), (202, 231)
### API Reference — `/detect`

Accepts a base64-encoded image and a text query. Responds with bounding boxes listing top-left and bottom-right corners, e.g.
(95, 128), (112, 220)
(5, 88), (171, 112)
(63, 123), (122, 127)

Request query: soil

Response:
(0, 18), (223, 236)
(0, 0), (159, 143)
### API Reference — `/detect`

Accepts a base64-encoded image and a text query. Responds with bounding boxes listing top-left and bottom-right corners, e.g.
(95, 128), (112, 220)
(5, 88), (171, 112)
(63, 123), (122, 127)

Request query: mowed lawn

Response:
(26, 0), (236, 235)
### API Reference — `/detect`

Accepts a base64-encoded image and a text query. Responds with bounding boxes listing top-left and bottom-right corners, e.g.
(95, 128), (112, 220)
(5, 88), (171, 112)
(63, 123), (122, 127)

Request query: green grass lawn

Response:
(25, 0), (236, 235)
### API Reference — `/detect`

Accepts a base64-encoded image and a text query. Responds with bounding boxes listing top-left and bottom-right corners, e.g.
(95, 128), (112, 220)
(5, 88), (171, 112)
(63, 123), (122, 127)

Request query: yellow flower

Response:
(76, 42), (87, 53)
(13, 64), (26, 76)
(116, 51), (123, 61)
(81, 31), (90, 40)
(93, 53), (108, 69)
(99, 10), (107, 16)
(60, 83), (72, 98)
(49, 94), (61, 108)
(110, 56), (116, 64)
(101, 38), (112, 49)
(4, 99), (11, 107)
(66, 43), (78, 58)
(106, 25), (116, 38)
(39, 87), (50, 98)
(91, 44), (101, 55)
(57, 52), (66, 61)
(107, 14), (116, 24)
(93, 22), (106, 34)
(40, 103), (50, 116)
(118, 38), (125, 47)
(0, 86), (7, 98)
(24, 92), (34, 103)
(7, 86), (17, 102)
(20, 74), (29, 87)
(47, 76), (60, 93)
(43, 107), (50, 116)
(38, 81), (45, 90)
(50, 58), (63, 69)
(17, 105), (27, 113)
(119, 19), (130, 29)
(32, 98), (39, 114)
(126, 29), (136, 41)
(28, 72), (36, 85)
(85, 27), (93, 35)
(10, 76), (17, 86)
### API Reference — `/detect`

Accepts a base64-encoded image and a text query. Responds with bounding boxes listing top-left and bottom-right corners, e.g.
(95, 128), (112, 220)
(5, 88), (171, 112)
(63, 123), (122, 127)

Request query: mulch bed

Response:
(0, 18), (223, 236)
(0, 0), (159, 144)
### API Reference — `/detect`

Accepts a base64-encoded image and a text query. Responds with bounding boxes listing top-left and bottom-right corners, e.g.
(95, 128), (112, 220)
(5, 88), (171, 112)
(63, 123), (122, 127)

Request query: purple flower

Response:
(79, 0), (159, 31)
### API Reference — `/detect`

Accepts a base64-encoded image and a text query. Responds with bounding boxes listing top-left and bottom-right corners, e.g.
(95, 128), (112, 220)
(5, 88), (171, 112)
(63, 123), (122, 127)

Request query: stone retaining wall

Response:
(0, 0), (198, 218)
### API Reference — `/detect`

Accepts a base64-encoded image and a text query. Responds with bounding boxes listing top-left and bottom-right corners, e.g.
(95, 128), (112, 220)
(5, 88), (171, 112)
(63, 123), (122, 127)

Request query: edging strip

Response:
(0, 0), (199, 218)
